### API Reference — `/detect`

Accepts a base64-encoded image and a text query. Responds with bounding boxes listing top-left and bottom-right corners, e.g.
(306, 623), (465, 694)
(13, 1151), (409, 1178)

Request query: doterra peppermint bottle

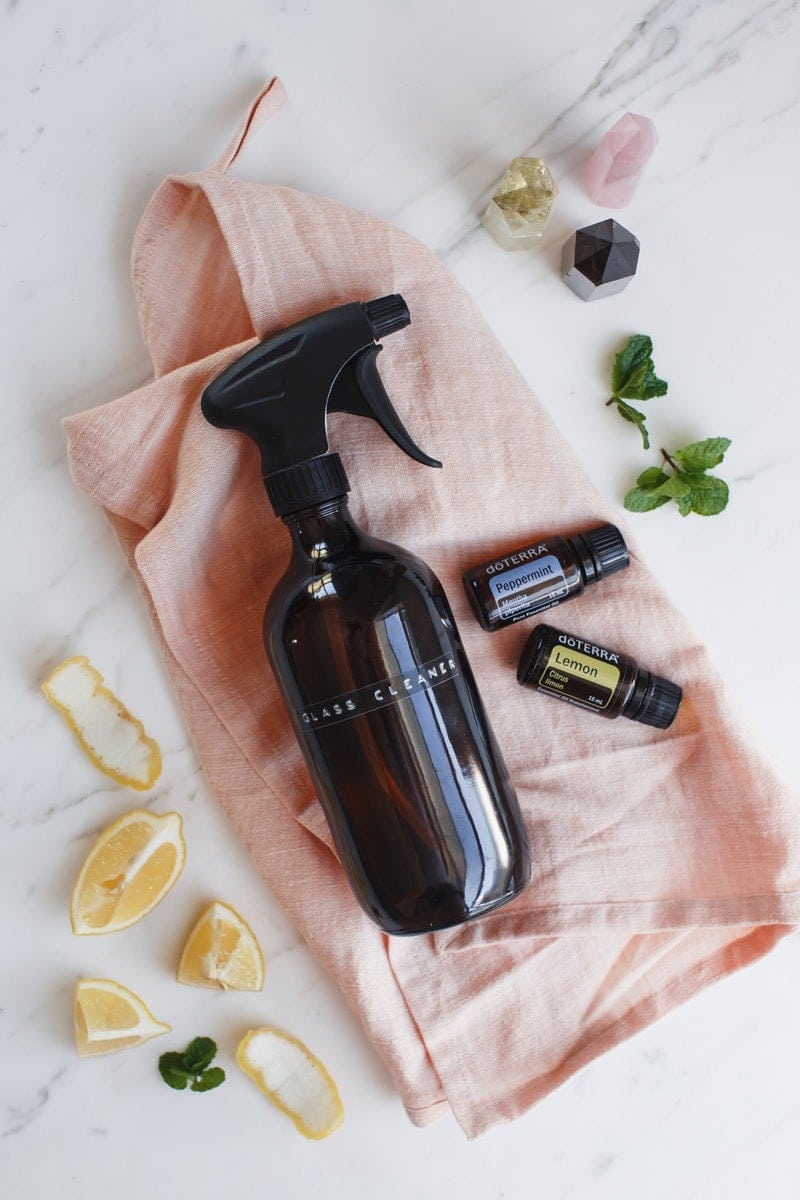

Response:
(462, 524), (629, 632)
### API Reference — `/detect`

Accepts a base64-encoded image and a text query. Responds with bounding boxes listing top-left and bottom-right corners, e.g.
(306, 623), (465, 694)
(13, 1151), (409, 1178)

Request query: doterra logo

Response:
(556, 632), (619, 664)
(296, 654), (460, 730)
(485, 544), (549, 575)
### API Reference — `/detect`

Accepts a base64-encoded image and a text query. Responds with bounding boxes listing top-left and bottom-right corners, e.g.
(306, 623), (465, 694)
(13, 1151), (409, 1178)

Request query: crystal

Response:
(584, 113), (658, 208)
(481, 157), (558, 250)
(561, 219), (640, 302)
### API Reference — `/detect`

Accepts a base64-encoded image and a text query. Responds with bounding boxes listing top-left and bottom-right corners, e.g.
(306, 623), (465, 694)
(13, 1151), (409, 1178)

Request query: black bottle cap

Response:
(362, 294), (410, 339)
(265, 453), (350, 517)
(571, 523), (629, 584)
(625, 669), (682, 729)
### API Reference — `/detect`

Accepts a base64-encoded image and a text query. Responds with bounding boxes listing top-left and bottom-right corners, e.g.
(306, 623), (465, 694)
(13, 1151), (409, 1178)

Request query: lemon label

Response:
(539, 644), (620, 710)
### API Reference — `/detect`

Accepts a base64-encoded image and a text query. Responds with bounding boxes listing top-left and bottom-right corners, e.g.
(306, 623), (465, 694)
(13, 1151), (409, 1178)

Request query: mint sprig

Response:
(624, 438), (732, 517)
(159, 1037), (225, 1092)
(605, 334), (668, 449)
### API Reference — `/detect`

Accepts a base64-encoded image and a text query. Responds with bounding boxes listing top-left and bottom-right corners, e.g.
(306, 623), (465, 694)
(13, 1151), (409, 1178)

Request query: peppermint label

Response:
(488, 554), (568, 621)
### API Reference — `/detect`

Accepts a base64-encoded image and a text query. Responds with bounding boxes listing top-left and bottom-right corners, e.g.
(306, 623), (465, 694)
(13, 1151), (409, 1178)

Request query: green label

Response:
(539, 645), (620, 711)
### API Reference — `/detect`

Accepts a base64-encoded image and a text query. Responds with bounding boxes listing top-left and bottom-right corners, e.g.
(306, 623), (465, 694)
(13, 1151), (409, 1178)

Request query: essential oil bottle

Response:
(462, 524), (629, 632)
(517, 623), (682, 728)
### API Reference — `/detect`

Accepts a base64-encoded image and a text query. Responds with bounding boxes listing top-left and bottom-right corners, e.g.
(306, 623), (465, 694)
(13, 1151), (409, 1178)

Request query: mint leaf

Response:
(159, 1038), (224, 1094)
(159, 1053), (192, 1090)
(615, 400), (650, 449)
(623, 486), (671, 512)
(689, 473), (729, 516)
(659, 471), (695, 499)
(611, 335), (653, 395)
(607, 335), (667, 445)
(673, 437), (731, 473)
(183, 1037), (217, 1074)
(611, 335), (668, 402)
(624, 440), (732, 518)
(618, 364), (668, 402)
(636, 467), (668, 490)
(191, 1067), (226, 1092)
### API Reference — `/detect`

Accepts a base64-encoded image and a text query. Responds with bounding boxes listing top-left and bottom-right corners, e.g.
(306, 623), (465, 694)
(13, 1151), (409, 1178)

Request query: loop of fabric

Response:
(214, 75), (288, 174)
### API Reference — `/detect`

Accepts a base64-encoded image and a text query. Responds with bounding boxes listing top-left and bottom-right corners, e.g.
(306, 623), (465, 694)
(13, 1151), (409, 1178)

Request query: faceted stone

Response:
(481, 157), (558, 250)
(561, 219), (640, 301)
(584, 113), (658, 208)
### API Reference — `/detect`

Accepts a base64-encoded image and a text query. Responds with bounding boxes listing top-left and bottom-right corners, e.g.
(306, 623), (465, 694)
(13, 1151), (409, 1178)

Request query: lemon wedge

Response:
(70, 808), (186, 935)
(236, 1028), (344, 1139)
(74, 978), (170, 1057)
(43, 656), (162, 790)
(177, 900), (265, 992)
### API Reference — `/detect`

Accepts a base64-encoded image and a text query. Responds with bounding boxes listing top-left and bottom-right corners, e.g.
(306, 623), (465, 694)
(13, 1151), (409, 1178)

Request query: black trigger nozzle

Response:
(363, 295), (410, 339)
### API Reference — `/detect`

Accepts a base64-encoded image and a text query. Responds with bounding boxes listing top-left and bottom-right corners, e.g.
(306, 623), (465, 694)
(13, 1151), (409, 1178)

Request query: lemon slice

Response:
(70, 808), (186, 935)
(236, 1028), (344, 1140)
(43, 656), (162, 790)
(74, 978), (171, 1057)
(177, 900), (265, 992)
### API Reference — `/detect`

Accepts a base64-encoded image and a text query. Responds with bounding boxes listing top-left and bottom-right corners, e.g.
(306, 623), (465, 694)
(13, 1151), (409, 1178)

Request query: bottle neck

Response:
(282, 496), (362, 562)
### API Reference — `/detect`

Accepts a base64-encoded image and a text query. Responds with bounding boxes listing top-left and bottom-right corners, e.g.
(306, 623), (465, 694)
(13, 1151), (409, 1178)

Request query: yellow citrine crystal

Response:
(481, 156), (558, 250)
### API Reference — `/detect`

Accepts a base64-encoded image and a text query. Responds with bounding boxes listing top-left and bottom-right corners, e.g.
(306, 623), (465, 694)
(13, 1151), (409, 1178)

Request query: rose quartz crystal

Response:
(584, 113), (658, 208)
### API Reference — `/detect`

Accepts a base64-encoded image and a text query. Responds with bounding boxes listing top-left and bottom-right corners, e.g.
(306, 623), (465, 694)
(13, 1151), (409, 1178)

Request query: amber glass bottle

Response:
(463, 524), (629, 632)
(517, 624), (682, 728)
(202, 294), (531, 935)
(265, 494), (531, 935)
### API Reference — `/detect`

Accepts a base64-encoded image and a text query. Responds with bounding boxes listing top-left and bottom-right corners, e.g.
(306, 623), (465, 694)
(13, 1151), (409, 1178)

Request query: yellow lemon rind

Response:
(236, 1027), (344, 1140)
(42, 655), (162, 791)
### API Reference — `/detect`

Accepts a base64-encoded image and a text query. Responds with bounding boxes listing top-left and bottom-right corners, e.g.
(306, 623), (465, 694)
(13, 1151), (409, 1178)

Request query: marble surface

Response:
(3, 1), (800, 1196)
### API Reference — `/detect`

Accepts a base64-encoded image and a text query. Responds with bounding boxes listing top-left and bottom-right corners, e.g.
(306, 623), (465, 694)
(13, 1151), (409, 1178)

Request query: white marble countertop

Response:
(3, 1), (800, 1196)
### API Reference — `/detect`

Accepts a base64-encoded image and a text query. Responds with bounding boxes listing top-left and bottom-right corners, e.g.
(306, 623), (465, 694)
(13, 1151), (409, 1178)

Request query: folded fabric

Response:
(64, 79), (800, 1138)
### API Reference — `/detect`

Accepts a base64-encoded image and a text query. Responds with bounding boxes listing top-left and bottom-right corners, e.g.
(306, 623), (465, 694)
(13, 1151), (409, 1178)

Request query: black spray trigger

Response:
(329, 345), (442, 469)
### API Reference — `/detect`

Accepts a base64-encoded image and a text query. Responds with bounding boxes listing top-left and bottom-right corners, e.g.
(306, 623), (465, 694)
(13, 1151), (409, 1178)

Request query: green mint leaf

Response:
(614, 400), (650, 449)
(636, 467), (668, 490)
(659, 471), (695, 500)
(191, 1067), (226, 1092)
(623, 486), (672, 513)
(610, 334), (668, 402)
(611, 335), (653, 395)
(689, 474), (729, 516)
(159, 1053), (192, 1090)
(676, 491), (696, 517)
(619, 364), (668, 402)
(673, 437), (731, 473)
(182, 1037), (217, 1074)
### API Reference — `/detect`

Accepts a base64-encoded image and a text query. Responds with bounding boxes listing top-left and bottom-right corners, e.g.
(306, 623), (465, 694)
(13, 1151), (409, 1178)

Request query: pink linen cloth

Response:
(64, 79), (800, 1138)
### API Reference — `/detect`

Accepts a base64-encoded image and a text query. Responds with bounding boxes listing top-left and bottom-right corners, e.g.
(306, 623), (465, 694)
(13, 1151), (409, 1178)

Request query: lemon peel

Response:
(236, 1027), (344, 1140)
(177, 900), (265, 992)
(42, 656), (162, 790)
(74, 978), (170, 1057)
(70, 808), (186, 935)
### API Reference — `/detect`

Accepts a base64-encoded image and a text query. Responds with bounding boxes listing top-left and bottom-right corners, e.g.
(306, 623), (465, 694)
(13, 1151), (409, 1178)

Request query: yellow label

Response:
(540, 645), (620, 709)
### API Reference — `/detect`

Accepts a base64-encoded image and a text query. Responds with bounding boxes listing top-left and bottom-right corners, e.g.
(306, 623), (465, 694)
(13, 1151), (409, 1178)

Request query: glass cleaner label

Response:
(488, 554), (568, 620)
(540, 644), (620, 710)
(295, 653), (460, 731)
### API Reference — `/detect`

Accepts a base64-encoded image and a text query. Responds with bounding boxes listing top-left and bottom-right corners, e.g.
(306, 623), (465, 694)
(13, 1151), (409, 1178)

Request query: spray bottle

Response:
(202, 295), (530, 935)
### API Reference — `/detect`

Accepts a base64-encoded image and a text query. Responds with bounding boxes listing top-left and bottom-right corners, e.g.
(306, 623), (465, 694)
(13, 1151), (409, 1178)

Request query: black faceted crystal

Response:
(561, 218), (640, 301)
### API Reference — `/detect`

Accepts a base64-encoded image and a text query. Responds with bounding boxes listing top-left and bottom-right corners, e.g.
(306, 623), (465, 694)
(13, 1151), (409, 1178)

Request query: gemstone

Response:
(561, 219), (640, 301)
(481, 157), (558, 250)
(584, 113), (658, 208)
